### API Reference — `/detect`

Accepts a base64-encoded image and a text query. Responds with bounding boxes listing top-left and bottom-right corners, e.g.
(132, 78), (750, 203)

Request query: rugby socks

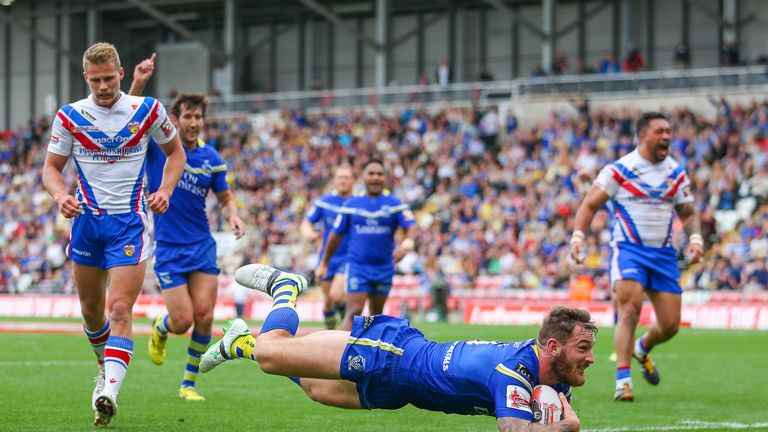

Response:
(231, 333), (256, 360)
(634, 335), (650, 358)
(84, 318), (111, 367)
(323, 309), (338, 330)
(155, 314), (171, 337)
(103, 336), (133, 396)
(616, 365), (631, 389)
(259, 279), (300, 336)
(181, 330), (210, 389)
(336, 303), (347, 320)
(288, 377), (301, 386)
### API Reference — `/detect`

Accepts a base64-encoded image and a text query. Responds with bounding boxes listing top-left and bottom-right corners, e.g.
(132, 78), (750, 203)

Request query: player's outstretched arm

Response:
(316, 232), (343, 280)
(675, 202), (704, 264)
(216, 189), (245, 239)
(43, 152), (83, 218)
(570, 185), (610, 264)
(497, 395), (579, 432)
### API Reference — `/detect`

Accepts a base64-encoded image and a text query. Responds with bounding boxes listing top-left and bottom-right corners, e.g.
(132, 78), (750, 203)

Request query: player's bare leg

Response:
(298, 377), (362, 408)
(178, 272), (217, 400)
(320, 279), (338, 329)
(149, 282), (193, 366)
(339, 292), (367, 331)
(368, 293), (387, 315)
(93, 262), (146, 426)
(633, 290), (680, 386)
(74, 264), (109, 415)
(329, 273), (347, 320)
(613, 279), (644, 401)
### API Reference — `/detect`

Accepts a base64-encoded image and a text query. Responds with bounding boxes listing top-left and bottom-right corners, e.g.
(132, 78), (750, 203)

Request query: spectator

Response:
(598, 52), (621, 73)
(479, 65), (494, 82)
(622, 48), (645, 72)
(675, 41), (692, 68)
(435, 59), (451, 88)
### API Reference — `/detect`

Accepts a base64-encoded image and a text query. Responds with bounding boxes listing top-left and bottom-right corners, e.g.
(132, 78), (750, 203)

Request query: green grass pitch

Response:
(0, 320), (766, 432)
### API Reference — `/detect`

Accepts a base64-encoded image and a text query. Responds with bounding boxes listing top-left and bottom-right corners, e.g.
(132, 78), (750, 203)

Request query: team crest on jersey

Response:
(348, 355), (365, 372)
(123, 244), (136, 257)
(80, 109), (96, 122)
(127, 121), (140, 134)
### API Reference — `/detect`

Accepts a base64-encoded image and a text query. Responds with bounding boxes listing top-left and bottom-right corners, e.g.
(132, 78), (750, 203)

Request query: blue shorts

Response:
(610, 241), (681, 294)
(320, 256), (347, 282)
(68, 213), (150, 270)
(340, 315), (424, 410)
(153, 237), (220, 289)
(345, 262), (394, 296)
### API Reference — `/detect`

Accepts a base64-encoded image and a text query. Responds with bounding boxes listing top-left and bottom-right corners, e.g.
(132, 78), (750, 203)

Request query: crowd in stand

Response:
(1, 98), (767, 294)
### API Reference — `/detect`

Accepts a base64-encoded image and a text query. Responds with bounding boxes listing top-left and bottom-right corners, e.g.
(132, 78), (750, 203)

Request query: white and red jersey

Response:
(594, 149), (693, 248)
(47, 92), (176, 215)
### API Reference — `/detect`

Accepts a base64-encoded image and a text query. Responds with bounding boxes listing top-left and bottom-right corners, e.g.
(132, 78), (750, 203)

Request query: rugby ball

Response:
(531, 385), (563, 424)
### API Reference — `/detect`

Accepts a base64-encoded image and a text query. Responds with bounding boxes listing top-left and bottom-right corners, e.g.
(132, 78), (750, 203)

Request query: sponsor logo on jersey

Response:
(80, 109), (97, 122)
(506, 385), (531, 410)
(442, 341), (459, 371)
(473, 406), (490, 415)
(71, 248), (92, 257)
(362, 316), (375, 329)
(161, 117), (174, 137)
(514, 362), (533, 383)
(75, 125), (100, 133)
(123, 244), (136, 257)
(50, 135), (60, 144)
(127, 121), (140, 134)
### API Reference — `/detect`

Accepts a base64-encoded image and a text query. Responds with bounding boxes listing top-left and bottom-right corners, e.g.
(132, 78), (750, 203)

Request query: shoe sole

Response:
(234, 264), (307, 295)
(93, 396), (116, 426)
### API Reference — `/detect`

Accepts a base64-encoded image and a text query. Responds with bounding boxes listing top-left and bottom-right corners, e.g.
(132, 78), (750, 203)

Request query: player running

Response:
(128, 57), (245, 401)
(570, 112), (704, 401)
(316, 159), (417, 331)
(42, 42), (185, 426)
(301, 165), (354, 329)
(201, 263), (593, 432)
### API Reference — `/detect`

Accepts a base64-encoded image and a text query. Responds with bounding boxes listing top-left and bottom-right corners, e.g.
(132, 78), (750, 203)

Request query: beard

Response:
(551, 350), (586, 386)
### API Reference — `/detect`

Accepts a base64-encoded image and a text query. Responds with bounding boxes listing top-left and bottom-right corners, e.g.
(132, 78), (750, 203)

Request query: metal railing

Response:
(207, 65), (768, 114)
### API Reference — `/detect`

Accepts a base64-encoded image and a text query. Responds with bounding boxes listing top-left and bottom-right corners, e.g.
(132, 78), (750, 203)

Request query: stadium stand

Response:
(1, 98), (766, 302)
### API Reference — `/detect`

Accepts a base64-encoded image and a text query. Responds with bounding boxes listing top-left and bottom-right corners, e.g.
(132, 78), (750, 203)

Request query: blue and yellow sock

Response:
(323, 309), (337, 330)
(259, 279), (300, 336)
(181, 330), (210, 388)
(155, 314), (171, 337)
(336, 303), (346, 320)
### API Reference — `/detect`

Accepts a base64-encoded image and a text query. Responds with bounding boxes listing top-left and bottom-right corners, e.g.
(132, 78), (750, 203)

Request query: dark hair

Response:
(170, 93), (208, 119)
(635, 111), (667, 135)
(537, 305), (597, 345)
(363, 158), (384, 171)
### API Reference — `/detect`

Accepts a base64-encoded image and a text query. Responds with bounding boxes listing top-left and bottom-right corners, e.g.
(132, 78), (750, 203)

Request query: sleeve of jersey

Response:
(211, 154), (229, 193)
(594, 164), (620, 197)
(147, 101), (177, 145)
(331, 208), (351, 235)
(47, 110), (74, 156)
(673, 172), (695, 205)
(490, 363), (535, 421)
(396, 202), (416, 229)
(306, 202), (322, 223)
(552, 383), (573, 402)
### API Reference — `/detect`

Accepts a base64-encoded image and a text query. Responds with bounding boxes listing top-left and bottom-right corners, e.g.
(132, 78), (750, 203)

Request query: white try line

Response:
(583, 420), (768, 432)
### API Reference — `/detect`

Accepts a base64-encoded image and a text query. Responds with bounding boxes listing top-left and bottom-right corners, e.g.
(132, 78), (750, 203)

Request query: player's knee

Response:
(173, 314), (193, 333)
(108, 300), (133, 324)
(193, 309), (213, 328)
(660, 320), (680, 338)
(79, 300), (103, 321)
(252, 337), (279, 373)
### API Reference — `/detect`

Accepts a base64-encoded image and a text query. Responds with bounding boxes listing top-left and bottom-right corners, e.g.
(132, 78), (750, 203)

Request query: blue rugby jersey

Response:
(331, 192), (415, 266)
(146, 138), (229, 244)
(306, 193), (350, 262)
(396, 338), (572, 419)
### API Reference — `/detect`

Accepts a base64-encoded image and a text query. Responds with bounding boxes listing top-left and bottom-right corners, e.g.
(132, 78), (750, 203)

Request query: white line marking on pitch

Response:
(583, 420), (768, 431)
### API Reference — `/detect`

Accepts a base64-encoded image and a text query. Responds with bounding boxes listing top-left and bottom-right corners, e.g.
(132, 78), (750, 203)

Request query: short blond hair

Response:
(83, 42), (121, 71)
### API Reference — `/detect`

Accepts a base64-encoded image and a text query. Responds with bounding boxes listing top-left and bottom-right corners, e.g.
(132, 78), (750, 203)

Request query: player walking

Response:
(570, 112), (704, 401)
(42, 42), (185, 426)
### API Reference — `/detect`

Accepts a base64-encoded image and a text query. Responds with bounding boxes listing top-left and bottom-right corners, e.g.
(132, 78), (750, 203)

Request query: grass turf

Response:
(0, 322), (766, 431)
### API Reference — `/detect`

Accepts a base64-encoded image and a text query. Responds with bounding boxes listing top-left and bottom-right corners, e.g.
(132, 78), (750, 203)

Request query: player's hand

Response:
(133, 52), (156, 85)
(559, 393), (580, 431)
(685, 242), (704, 265)
(56, 195), (84, 218)
(314, 263), (328, 281)
(148, 189), (171, 214)
(393, 246), (407, 263)
(230, 215), (245, 239)
(569, 238), (585, 265)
